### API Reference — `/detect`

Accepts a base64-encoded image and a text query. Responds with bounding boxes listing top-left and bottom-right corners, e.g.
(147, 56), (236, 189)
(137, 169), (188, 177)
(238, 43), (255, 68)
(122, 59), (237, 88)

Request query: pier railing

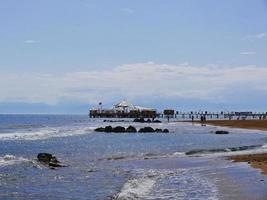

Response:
(89, 109), (267, 120)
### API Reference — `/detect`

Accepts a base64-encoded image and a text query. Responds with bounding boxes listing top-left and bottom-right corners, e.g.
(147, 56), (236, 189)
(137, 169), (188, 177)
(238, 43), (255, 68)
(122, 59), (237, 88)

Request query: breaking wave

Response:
(112, 168), (219, 200)
(100, 143), (267, 163)
(112, 170), (159, 200)
(0, 154), (30, 167)
(185, 144), (263, 156)
(0, 126), (95, 141)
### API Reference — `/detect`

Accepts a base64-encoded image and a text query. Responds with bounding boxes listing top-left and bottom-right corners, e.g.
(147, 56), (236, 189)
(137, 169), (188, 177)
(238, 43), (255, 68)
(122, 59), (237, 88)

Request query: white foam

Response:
(114, 168), (219, 200)
(172, 151), (186, 156)
(0, 154), (30, 167)
(190, 143), (267, 158)
(0, 126), (94, 141)
(149, 169), (218, 200)
(114, 170), (158, 200)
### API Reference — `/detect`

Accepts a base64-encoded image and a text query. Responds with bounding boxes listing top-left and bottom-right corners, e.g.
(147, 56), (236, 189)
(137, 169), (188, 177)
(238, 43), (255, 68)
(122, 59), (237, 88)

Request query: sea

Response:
(0, 114), (267, 200)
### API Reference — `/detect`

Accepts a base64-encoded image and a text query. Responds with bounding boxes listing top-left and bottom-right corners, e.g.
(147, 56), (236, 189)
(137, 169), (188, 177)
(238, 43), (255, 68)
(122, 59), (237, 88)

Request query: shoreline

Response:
(227, 153), (267, 175)
(190, 120), (267, 175)
(192, 120), (267, 132)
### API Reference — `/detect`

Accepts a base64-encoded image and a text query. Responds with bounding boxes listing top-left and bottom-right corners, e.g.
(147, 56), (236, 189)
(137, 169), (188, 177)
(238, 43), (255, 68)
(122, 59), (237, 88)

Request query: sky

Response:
(0, 0), (267, 113)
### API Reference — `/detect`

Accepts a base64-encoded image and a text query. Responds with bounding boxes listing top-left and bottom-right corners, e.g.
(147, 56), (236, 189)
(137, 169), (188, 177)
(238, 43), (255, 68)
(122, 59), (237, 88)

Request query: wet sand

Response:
(227, 153), (267, 175)
(196, 120), (267, 131)
(193, 120), (267, 176)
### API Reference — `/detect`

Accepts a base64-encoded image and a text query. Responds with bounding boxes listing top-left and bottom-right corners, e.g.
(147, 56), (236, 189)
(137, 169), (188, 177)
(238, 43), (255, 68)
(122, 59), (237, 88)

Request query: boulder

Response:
(112, 126), (126, 133)
(133, 118), (139, 122)
(215, 130), (229, 134)
(139, 127), (155, 133)
(133, 118), (145, 123)
(126, 126), (137, 133)
(155, 128), (162, 133)
(104, 126), (113, 132)
(163, 129), (169, 133)
(94, 127), (105, 132)
(133, 118), (161, 123)
(37, 153), (53, 163)
(37, 153), (65, 168)
(49, 162), (63, 168)
(155, 128), (163, 133)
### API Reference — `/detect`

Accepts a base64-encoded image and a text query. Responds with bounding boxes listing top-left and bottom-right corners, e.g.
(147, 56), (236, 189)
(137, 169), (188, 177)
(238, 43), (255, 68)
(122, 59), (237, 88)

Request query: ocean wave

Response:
(112, 168), (219, 200)
(0, 126), (95, 141)
(99, 151), (187, 162)
(185, 145), (261, 156)
(3, 124), (46, 129)
(0, 154), (30, 167)
(184, 144), (267, 157)
(99, 144), (267, 163)
(113, 170), (158, 200)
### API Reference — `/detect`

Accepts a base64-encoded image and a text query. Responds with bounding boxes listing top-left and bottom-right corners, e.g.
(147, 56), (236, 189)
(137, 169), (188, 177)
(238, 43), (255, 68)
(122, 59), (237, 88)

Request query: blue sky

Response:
(0, 0), (267, 113)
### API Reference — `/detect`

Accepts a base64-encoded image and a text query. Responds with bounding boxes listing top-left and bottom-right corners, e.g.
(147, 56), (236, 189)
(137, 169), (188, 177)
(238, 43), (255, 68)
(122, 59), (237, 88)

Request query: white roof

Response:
(114, 100), (155, 111)
(114, 100), (134, 108)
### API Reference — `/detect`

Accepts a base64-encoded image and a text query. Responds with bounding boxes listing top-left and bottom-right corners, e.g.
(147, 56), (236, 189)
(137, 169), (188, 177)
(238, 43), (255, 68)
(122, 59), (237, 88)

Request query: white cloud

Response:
(240, 51), (256, 55)
(0, 62), (267, 105)
(24, 40), (37, 44)
(244, 33), (267, 40)
(120, 8), (133, 15)
(252, 33), (266, 39)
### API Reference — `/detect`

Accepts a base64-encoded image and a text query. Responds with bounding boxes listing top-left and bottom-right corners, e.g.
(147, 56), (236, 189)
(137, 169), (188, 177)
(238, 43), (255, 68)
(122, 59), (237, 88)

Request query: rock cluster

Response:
(103, 119), (128, 123)
(133, 118), (162, 123)
(95, 126), (169, 133)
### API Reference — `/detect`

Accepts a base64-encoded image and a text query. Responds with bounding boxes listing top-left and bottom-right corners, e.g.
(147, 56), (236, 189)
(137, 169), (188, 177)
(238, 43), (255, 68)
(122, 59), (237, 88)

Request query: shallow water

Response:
(0, 115), (267, 199)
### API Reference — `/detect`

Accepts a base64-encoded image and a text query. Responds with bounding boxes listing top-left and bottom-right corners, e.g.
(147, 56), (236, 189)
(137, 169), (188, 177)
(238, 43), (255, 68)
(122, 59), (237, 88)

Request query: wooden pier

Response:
(89, 101), (266, 120)
(89, 109), (157, 118)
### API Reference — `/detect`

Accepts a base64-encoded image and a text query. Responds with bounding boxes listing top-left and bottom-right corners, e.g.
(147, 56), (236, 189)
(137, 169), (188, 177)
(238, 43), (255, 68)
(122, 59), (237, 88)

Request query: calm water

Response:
(0, 115), (267, 199)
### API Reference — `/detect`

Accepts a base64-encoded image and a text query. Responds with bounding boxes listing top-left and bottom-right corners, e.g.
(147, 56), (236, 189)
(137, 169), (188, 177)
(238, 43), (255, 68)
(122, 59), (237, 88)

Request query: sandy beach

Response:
(227, 153), (267, 175)
(198, 120), (267, 131)
(195, 120), (267, 176)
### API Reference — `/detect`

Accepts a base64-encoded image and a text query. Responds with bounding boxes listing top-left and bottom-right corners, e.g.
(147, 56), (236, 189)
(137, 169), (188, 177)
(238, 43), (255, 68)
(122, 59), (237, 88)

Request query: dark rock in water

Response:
(133, 118), (145, 123)
(107, 155), (125, 160)
(163, 129), (169, 133)
(87, 169), (96, 173)
(126, 126), (137, 133)
(94, 127), (105, 132)
(133, 118), (161, 123)
(49, 162), (63, 168)
(37, 153), (52, 163)
(105, 126), (113, 132)
(37, 153), (65, 168)
(103, 119), (127, 123)
(133, 118), (139, 122)
(50, 156), (60, 163)
(112, 126), (126, 133)
(155, 128), (163, 133)
(139, 118), (145, 123)
(139, 127), (155, 133)
(215, 130), (229, 134)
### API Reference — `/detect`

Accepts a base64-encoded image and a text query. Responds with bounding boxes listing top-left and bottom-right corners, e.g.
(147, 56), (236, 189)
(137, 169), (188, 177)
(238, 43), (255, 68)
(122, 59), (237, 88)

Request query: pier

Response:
(89, 100), (157, 118)
(89, 100), (267, 120)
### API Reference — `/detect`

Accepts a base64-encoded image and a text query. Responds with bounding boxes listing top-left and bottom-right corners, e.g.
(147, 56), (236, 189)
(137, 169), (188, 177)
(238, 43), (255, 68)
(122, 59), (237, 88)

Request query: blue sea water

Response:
(0, 114), (267, 199)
